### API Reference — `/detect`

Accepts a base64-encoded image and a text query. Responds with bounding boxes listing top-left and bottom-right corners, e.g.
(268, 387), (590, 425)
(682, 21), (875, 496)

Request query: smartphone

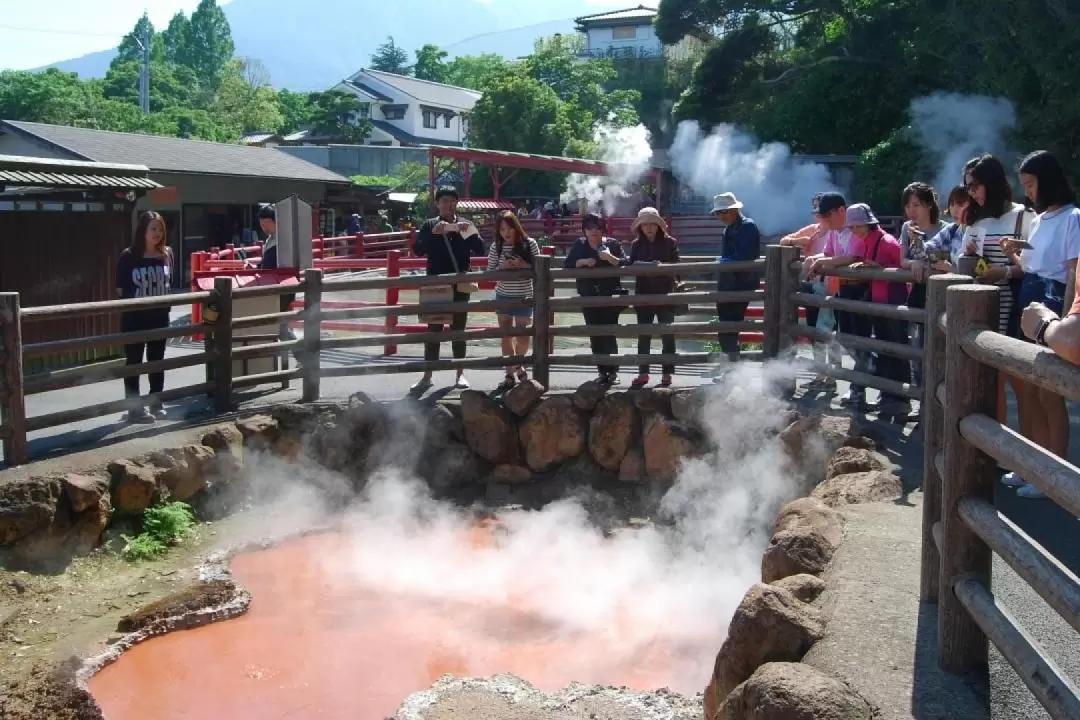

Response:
(1008, 240), (1034, 250)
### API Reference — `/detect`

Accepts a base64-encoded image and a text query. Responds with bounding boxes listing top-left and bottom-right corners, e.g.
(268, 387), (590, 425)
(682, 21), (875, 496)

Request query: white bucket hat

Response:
(631, 207), (669, 234)
(711, 192), (744, 214)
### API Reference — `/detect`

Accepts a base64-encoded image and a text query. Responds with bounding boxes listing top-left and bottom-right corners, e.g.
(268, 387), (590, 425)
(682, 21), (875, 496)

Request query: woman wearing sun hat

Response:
(628, 207), (681, 387)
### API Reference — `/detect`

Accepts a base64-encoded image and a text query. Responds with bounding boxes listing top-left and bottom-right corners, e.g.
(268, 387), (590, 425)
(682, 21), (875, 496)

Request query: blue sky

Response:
(1, 1), (212, 70)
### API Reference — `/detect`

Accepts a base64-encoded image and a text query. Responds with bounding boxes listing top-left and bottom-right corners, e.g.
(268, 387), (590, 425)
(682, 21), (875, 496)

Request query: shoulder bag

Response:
(418, 231), (478, 324)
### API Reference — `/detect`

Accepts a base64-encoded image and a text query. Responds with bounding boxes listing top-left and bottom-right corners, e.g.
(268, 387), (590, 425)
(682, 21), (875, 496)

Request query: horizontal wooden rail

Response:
(24, 381), (215, 432)
(549, 321), (759, 337)
(232, 310), (304, 330)
(322, 268), (531, 293)
(788, 260), (918, 284)
(320, 327), (530, 349)
(550, 291), (761, 312)
(232, 281), (307, 299)
(797, 358), (922, 400)
(959, 413), (1080, 518)
(232, 367), (304, 389)
(552, 259), (762, 280)
(320, 297), (529, 321)
(320, 355), (531, 377)
(231, 339), (303, 361)
(959, 327), (1080, 404)
(547, 353), (712, 367)
(790, 291), (928, 324)
(952, 575), (1080, 718)
(22, 324), (203, 359)
(24, 351), (215, 394)
(957, 495), (1080, 635)
(791, 325), (923, 362)
(21, 291), (212, 321)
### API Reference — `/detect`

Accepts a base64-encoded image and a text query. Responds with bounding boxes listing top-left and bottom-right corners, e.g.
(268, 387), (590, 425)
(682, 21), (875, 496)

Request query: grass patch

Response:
(121, 502), (198, 562)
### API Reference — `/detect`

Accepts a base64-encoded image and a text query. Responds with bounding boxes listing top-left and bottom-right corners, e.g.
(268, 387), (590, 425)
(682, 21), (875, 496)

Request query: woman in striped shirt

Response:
(487, 211), (542, 392)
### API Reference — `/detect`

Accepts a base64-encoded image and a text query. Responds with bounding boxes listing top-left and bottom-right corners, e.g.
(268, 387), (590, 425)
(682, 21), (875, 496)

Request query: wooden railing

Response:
(919, 276), (1080, 718)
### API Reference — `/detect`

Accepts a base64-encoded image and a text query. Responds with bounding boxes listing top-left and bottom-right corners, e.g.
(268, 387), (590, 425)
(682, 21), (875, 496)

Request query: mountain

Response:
(39, 0), (614, 90)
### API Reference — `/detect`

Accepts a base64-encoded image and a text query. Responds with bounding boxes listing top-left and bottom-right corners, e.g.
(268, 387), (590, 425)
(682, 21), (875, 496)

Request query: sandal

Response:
(631, 374), (650, 388)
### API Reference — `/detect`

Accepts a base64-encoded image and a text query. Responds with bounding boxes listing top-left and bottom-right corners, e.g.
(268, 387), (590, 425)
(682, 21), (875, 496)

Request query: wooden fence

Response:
(917, 276), (1080, 718)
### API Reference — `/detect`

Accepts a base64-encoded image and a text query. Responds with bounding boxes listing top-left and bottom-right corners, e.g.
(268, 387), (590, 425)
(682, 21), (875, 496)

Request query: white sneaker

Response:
(454, 375), (470, 390)
(1001, 472), (1025, 488)
(1017, 483), (1047, 499)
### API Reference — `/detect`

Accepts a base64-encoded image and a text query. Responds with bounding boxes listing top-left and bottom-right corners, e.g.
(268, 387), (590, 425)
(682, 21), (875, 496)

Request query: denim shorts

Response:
(495, 292), (534, 319)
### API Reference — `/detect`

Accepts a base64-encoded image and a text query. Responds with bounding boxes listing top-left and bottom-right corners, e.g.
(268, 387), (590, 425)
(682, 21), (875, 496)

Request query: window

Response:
(357, 103), (370, 119)
(612, 26), (637, 40)
(382, 105), (407, 121)
(423, 110), (438, 129)
(443, 114), (451, 128)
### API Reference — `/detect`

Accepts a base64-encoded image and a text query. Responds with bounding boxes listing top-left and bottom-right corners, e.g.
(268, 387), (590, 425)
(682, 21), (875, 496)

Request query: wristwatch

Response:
(1034, 319), (1057, 346)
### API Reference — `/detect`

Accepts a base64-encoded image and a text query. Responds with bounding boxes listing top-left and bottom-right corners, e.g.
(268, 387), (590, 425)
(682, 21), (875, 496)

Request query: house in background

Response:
(575, 4), (662, 58)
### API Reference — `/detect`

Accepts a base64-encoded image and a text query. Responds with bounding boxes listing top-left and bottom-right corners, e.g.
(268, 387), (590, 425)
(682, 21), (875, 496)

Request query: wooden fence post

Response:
(762, 245), (784, 359)
(940, 283), (1000, 673)
(777, 244), (801, 394)
(212, 277), (234, 413)
(0, 293), (27, 465)
(302, 269), (323, 403)
(384, 250), (401, 356)
(533, 255), (553, 389)
(920, 274), (970, 603)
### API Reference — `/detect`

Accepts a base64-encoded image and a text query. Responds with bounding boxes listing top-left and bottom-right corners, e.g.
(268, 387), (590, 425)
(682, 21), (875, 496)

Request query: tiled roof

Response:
(362, 69), (482, 112)
(0, 153), (161, 190)
(342, 80), (390, 102)
(370, 120), (463, 148)
(575, 5), (657, 25)
(0, 120), (351, 184)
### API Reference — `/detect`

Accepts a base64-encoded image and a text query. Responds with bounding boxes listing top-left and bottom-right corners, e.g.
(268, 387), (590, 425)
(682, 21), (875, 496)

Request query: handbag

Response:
(443, 231), (479, 294)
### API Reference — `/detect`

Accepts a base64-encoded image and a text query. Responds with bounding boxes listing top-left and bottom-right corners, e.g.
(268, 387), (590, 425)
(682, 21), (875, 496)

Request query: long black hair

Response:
(901, 182), (941, 224)
(963, 154), (1013, 224)
(129, 211), (170, 259)
(1019, 150), (1077, 213)
(494, 210), (534, 264)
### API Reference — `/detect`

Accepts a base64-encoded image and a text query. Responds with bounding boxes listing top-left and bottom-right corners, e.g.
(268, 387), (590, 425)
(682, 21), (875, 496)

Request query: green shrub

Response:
(854, 127), (929, 216)
(121, 502), (197, 562)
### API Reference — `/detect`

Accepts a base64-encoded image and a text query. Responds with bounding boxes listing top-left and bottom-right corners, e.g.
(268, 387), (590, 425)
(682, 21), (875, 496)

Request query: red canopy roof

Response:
(428, 145), (661, 179)
(456, 199), (515, 212)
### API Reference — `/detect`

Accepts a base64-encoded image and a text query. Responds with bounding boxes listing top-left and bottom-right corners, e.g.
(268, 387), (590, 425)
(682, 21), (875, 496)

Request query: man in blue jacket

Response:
(712, 192), (761, 366)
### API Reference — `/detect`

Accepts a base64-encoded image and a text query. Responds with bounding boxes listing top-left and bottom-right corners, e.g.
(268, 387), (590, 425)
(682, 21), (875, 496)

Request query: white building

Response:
(328, 68), (482, 147)
(575, 5), (662, 58)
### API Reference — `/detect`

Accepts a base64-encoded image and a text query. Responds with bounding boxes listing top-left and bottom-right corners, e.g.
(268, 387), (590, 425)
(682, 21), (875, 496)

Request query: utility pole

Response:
(136, 12), (151, 114)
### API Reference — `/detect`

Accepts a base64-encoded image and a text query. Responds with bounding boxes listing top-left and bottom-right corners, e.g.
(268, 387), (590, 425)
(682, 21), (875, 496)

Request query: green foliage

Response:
(176, 0), (235, 91)
(443, 53), (507, 91)
(370, 36), (411, 74)
(120, 502), (197, 562)
(414, 44), (449, 83)
(854, 128), (928, 216)
(275, 89), (315, 135)
(308, 90), (372, 143)
(213, 59), (284, 135)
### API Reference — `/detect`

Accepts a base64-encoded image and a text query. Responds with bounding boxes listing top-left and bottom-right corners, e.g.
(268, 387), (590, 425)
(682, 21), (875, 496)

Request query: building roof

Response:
(575, 4), (657, 28)
(0, 153), (161, 191)
(239, 132), (282, 146)
(341, 80), (391, 103)
(428, 145), (661, 179)
(0, 120), (352, 185)
(361, 69), (482, 112)
(370, 120), (463, 148)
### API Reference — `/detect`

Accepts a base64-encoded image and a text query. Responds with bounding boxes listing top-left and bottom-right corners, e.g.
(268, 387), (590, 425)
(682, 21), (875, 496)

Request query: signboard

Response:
(274, 194), (313, 269)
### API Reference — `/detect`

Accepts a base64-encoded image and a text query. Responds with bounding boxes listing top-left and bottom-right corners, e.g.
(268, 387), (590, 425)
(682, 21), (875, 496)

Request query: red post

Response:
(353, 232), (365, 259)
(384, 249), (401, 356)
(313, 235), (324, 259)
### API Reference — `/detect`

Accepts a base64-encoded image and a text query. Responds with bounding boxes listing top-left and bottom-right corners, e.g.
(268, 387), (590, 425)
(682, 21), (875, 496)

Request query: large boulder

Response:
(812, 470), (903, 508)
(642, 415), (697, 481)
(488, 464), (532, 485)
(771, 574), (827, 605)
(634, 387), (673, 417)
(519, 397), (586, 472)
(107, 460), (163, 512)
(148, 445), (218, 502)
(670, 387), (709, 427)
(235, 414), (281, 451)
(589, 394), (636, 471)
(761, 528), (837, 583)
(426, 403), (464, 449)
(0, 477), (62, 546)
(704, 584), (826, 717)
(4, 493), (110, 570)
(461, 390), (520, 465)
(420, 441), (482, 492)
(719, 662), (874, 720)
(504, 379), (545, 417)
(619, 449), (645, 484)
(269, 404), (320, 435)
(572, 380), (607, 412)
(771, 498), (844, 549)
(779, 414), (867, 483)
(824, 447), (885, 481)
(61, 474), (108, 514)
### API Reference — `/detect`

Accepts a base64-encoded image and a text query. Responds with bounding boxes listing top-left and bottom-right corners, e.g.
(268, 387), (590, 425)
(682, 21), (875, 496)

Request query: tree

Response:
(276, 89), (314, 135)
(443, 53), (507, 91)
(102, 58), (199, 113)
(161, 12), (189, 64)
(370, 36), (410, 75)
(114, 13), (163, 66)
(213, 59), (283, 136)
(308, 90), (373, 144)
(413, 44), (448, 83)
(0, 69), (95, 126)
(175, 0), (234, 91)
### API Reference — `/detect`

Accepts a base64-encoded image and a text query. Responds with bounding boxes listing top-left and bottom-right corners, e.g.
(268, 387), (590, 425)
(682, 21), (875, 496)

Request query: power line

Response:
(0, 23), (124, 39)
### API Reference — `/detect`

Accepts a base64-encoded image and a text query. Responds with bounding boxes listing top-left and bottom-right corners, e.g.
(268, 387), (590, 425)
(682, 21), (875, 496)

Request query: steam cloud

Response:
(316, 362), (801, 693)
(561, 124), (655, 215)
(668, 121), (840, 236)
(909, 92), (1018, 197)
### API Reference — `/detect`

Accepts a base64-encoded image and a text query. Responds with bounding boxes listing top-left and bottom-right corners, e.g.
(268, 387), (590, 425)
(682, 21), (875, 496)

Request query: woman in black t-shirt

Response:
(115, 211), (173, 424)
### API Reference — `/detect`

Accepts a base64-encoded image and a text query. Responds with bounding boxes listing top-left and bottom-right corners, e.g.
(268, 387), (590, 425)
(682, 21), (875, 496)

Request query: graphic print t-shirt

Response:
(116, 249), (171, 300)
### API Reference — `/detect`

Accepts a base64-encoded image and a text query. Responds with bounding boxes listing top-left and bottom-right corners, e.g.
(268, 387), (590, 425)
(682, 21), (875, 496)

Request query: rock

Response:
(107, 460), (162, 512)
(0, 477), (62, 546)
(148, 445), (217, 502)
(489, 464), (532, 485)
(201, 424), (244, 460)
(771, 574), (827, 604)
(341, 399), (392, 470)
(504, 379), (545, 417)
(761, 528), (837, 583)
(519, 397), (587, 472)
(307, 415), (350, 472)
(619, 449), (645, 483)
(642, 414), (697, 481)
(705, 584), (825, 715)
(426, 404), (463, 449)
(572, 380), (607, 412)
(589, 394), (636, 471)
(5, 494), (110, 570)
(61, 474), (107, 514)
(825, 447), (886, 481)
(670, 387), (708, 426)
(235, 415), (281, 451)
(772, 498), (844, 550)
(779, 414), (865, 479)
(268, 404), (319, 434)
(812, 470), (904, 507)
(460, 390), (520, 465)
(422, 441), (482, 491)
(719, 662), (874, 720)
(634, 387), (673, 417)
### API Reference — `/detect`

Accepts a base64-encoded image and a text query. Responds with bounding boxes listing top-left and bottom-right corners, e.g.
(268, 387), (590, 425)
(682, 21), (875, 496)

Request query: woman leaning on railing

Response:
(628, 207), (680, 388)
(487, 210), (542, 393)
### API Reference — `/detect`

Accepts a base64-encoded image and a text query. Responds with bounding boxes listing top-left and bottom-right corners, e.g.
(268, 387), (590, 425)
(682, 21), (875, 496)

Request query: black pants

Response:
(835, 284), (872, 392)
(636, 305), (675, 375)
(716, 272), (758, 361)
(121, 311), (168, 400)
(799, 280), (820, 329)
(583, 306), (622, 375)
(424, 288), (469, 362)
(872, 315), (911, 405)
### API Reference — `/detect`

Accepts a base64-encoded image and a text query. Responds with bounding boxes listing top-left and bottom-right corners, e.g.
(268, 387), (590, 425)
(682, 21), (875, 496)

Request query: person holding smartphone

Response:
(487, 210), (542, 392)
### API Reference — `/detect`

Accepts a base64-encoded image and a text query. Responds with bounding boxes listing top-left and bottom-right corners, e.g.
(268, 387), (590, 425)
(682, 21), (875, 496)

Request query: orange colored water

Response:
(90, 528), (716, 719)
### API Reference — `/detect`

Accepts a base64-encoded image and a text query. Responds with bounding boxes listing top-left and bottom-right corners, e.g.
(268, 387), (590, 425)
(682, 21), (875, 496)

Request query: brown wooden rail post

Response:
(940, 283), (999, 673)
(762, 245), (784, 359)
(211, 277), (234, 413)
(532, 255), (552, 389)
(920, 273), (970, 602)
(0, 293), (27, 465)
(778, 244), (801, 394)
(302, 269), (323, 402)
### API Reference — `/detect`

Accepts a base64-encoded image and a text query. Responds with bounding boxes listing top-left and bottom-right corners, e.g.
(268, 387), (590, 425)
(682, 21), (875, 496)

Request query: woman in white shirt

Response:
(1001, 150), (1079, 498)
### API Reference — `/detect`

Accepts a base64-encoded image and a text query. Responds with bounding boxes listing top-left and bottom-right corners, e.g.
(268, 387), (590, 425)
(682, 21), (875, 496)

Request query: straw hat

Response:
(631, 207), (669, 234)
